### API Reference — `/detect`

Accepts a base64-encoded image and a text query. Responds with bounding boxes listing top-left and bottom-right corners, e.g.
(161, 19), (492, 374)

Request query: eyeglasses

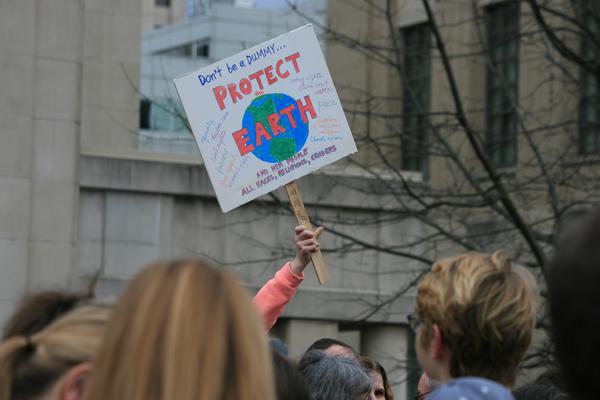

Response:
(407, 313), (421, 332)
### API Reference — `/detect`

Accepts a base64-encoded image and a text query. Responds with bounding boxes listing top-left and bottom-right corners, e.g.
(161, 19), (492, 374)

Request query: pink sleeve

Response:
(253, 262), (304, 332)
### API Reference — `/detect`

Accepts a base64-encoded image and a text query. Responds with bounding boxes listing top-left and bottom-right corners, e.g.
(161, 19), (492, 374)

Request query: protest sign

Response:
(174, 24), (357, 212)
(174, 24), (357, 283)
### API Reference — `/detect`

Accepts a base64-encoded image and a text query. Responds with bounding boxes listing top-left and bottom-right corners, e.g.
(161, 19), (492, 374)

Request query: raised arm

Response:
(253, 225), (323, 331)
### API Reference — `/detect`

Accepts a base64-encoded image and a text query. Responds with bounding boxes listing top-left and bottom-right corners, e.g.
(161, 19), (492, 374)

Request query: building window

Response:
(401, 23), (431, 174)
(140, 98), (186, 132)
(152, 99), (186, 132)
(187, 0), (207, 17)
(140, 99), (151, 130)
(187, 0), (198, 17)
(579, 4), (600, 154)
(196, 43), (210, 58)
(155, 41), (210, 59)
(155, 0), (171, 7)
(485, 2), (520, 168)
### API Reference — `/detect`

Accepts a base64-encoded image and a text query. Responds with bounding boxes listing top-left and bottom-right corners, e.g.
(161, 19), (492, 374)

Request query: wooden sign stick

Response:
(285, 181), (330, 284)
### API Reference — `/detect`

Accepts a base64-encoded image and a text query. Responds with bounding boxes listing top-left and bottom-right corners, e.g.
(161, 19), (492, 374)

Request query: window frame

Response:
(484, 1), (521, 168)
(401, 23), (432, 175)
(578, 2), (600, 155)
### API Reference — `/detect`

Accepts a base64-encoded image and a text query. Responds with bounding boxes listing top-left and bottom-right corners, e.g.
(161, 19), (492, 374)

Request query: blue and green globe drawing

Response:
(242, 93), (309, 163)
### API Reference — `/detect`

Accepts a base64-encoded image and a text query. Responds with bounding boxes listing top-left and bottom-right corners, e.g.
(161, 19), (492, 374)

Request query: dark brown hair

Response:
(360, 356), (394, 400)
(272, 351), (310, 400)
(305, 338), (358, 359)
(3, 291), (92, 340)
(2, 273), (98, 340)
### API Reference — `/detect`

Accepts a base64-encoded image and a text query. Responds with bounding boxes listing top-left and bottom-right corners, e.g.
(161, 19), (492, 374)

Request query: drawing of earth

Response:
(242, 93), (309, 163)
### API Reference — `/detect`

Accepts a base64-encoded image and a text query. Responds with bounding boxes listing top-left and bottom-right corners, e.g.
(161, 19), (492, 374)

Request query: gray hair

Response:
(298, 350), (372, 400)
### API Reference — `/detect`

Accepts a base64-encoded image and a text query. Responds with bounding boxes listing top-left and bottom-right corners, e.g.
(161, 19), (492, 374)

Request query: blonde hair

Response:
(83, 259), (275, 400)
(0, 306), (110, 400)
(416, 251), (538, 386)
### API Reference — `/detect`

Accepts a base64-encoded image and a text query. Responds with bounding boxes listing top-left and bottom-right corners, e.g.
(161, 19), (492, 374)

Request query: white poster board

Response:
(174, 24), (357, 212)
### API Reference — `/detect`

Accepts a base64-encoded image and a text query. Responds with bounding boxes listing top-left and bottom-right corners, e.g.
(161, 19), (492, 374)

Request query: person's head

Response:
(414, 250), (538, 387)
(0, 306), (110, 400)
(298, 350), (371, 400)
(359, 356), (393, 400)
(548, 206), (600, 400)
(305, 338), (358, 360)
(2, 290), (94, 340)
(271, 351), (310, 400)
(82, 259), (275, 400)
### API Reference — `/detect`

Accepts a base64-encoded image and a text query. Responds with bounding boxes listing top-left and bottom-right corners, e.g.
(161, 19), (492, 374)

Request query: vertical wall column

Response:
(0, 0), (36, 325)
(277, 319), (339, 358)
(27, 0), (83, 289)
(361, 324), (411, 400)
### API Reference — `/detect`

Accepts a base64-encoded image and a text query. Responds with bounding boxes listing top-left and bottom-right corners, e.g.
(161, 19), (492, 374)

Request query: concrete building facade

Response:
(321, 0), (597, 388)
(138, 0), (325, 154)
(141, 0), (294, 32)
(0, 1), (419, 399)
(0, 0), (141, 315)
(2, 0), (587, 398)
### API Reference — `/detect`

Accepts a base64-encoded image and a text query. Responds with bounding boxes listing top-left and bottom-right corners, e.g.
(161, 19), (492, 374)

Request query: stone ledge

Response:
(91, 275), (414, 324)
(80, 154), (413, 211)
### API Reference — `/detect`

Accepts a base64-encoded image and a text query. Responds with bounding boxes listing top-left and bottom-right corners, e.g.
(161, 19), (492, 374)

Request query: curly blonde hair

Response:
(416, 251), (538, 386)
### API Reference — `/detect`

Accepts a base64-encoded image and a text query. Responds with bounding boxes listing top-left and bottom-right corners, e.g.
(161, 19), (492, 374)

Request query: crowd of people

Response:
(0, 205), (598, 400)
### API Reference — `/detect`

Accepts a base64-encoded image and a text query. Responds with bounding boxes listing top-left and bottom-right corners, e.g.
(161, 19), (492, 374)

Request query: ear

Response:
(430, 324), (445, 360)
(59, 362), (92, 400)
